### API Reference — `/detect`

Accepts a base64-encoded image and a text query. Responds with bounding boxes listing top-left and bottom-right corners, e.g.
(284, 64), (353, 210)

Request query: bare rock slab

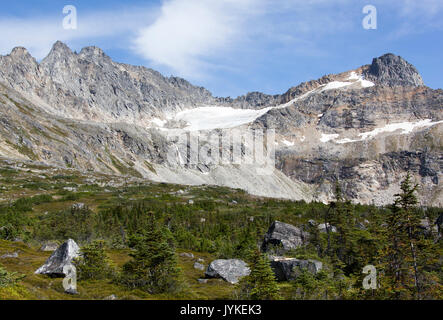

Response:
(205, 259), (250, 284)
(35, 239), (80, 277)
(261, 221), (309, 253)
(270, 256), (323, 281)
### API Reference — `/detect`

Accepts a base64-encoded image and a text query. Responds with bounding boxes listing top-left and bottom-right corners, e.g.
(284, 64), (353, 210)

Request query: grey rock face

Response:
(269, 257), (323, 281)
(0, 41), (216, 125)
(205, 259), (250, 284)
(262, 221), (309, 253)
(35, 239), (80, 277)
(0, 43), (441, 207)
(364, 53), (424, 87)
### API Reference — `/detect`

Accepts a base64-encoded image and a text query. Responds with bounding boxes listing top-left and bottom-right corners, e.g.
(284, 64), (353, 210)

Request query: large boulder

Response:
(261, 221), (309, 253)
(269, 256), (323, 281)
(35, 239), (80, 277)
(205, 259), (250, 284)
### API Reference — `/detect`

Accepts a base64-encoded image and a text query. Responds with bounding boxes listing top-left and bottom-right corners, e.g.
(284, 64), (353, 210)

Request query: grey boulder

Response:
(270, 256), (323, 281)
(261, 221), (309, 253)
(179, 252), (194, 259)
(35, 239), (80, 277)
(205, 259), (250, 284)
(194, 262), (205, 271)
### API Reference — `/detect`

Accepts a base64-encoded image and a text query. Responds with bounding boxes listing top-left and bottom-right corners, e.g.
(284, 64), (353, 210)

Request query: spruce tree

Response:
(236, 249), (280, 300)
(74, 240), (115, 281)
(378, 173), (443, 299)
(120, 213), (183, 294)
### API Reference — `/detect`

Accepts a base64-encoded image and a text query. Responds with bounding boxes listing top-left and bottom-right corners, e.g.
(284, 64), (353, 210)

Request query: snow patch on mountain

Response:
(320, 133), (339, 143)
(333, 119), (443, 144)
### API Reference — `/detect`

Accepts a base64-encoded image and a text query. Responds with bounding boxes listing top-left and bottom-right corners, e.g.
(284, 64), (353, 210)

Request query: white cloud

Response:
(131, 0), (358, 79)
(133, 0), (263, 78)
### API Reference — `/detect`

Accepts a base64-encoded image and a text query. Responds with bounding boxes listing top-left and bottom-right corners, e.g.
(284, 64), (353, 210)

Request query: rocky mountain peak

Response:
(79, 46), (110, 62)
(363, 53), (424, 87)
(48, 41), (73, 56)
(7, 47), (37, 65)
(10, 46), (31, 57)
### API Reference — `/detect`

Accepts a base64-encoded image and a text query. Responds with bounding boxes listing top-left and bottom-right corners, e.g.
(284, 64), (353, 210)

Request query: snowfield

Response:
(321, 73), (374, 92)
(172, 106), (272, 131)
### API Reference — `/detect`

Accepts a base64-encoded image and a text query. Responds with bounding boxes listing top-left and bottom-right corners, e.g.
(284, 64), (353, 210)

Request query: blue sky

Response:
(0, 0), (442, 97)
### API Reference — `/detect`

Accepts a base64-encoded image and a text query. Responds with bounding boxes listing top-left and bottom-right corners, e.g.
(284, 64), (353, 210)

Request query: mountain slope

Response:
(0, 42), (441, 206)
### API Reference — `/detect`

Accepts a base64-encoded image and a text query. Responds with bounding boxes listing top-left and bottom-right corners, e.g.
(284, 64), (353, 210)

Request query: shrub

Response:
(74, 240), (116, 281)
(0, 265), (24, 288)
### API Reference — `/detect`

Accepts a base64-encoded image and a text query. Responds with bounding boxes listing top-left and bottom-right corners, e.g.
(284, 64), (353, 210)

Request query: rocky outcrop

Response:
(269, 257), (323, 281)
(262, 221), (309, 253)
(0, 41), (216, 126)
(205, 259), (250, 284)
(35, 239), (80, 277)
(363, 53), (424, 87)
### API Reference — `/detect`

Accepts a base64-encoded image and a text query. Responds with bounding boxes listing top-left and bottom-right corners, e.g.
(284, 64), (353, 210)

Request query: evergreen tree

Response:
(120, 212), (184, 294)
(377, 173), (443, 299)
(235, 249), (280, 300)
(74, 240), (116, 281)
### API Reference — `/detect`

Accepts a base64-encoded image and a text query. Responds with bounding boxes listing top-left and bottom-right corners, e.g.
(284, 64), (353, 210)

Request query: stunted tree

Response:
(235, 249), (280, 300)
(120, 213), (184, 294)
(74, 240), (116, 281)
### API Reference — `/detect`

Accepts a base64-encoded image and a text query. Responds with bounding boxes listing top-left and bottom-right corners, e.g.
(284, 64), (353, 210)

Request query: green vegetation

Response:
(0, 265), (24, 288)
(235, 250), (280, 300)
(120, 213), (185, 295)
(74, 240), (116, 281)
(0, 163), (441, 300)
